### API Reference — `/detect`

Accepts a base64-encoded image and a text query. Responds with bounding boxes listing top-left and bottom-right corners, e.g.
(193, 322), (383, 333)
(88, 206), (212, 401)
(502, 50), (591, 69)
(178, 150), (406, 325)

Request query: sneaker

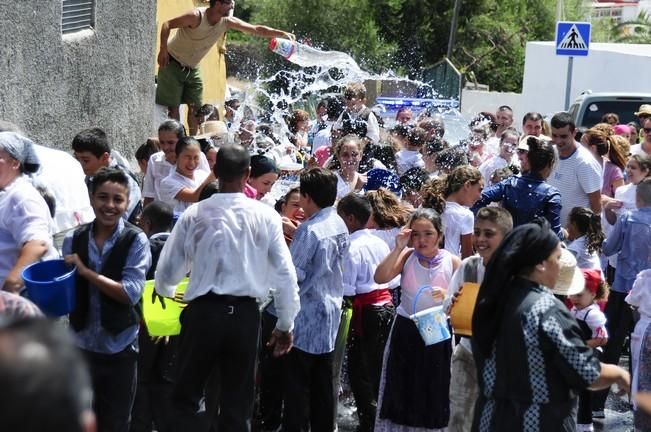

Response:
(591, 410), (605, 419)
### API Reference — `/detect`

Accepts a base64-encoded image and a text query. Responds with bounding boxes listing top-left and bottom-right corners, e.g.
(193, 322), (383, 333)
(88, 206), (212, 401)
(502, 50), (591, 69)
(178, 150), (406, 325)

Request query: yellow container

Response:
(449, 282), (480, 337)
(142, 278), (189, 337)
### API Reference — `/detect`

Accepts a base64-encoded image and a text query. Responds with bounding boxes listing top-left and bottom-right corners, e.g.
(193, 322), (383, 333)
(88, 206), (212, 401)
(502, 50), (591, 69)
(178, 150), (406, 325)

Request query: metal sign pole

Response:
(564, 56), (574, 110)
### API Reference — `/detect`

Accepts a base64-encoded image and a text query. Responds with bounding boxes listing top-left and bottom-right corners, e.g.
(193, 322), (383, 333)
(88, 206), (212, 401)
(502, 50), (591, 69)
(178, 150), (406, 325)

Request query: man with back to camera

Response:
(154, 144), (300, 431)
(156, 0), (294, 134)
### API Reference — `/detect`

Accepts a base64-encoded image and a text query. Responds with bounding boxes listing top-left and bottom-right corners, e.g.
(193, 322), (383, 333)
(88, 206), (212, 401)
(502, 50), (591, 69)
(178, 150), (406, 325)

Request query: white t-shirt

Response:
(631, 143), (651, 157)
(614, 182), (638, 213)
(548, 144), (602, 225)
(0, 176), (57, 286)
(566, 236), (601, 270)
(606, 182), (638, 268)
(370, 227), (401, 288)
(479, 155), (511, 186)
(159, 169), (210, 213)
(342, 229), (391, 297)
(445, 255), (485, 352)
(442, 201), (474, 257)
(571, 303), (608, 339)
(395, 149), (425, 176)
(143, 151), (210, 201)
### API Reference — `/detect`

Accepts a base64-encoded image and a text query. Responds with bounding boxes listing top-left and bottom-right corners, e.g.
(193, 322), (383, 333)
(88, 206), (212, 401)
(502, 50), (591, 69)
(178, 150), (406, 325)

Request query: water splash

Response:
(227, 43), (472, 199)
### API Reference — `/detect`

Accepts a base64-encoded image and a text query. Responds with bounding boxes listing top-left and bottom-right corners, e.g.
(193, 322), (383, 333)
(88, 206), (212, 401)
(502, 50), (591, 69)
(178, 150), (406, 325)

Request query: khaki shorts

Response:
(155, 58), (203, 108)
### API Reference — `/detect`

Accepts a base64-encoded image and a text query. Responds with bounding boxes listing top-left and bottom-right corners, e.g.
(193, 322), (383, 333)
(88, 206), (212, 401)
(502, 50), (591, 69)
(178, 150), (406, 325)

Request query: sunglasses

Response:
(643, 127), (651, 133)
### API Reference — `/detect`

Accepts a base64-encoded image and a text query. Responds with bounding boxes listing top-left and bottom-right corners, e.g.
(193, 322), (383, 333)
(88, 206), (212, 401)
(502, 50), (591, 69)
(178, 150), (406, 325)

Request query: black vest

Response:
(146, 235), (168, 280)
(70, 223), (142, 335)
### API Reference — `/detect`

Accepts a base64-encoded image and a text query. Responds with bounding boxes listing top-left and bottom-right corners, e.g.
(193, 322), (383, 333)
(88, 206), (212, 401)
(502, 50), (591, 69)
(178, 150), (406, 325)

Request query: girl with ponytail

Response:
(566, 206), (605, 270)
(421, 165), (483, 258)
(582, 128), (625, 198)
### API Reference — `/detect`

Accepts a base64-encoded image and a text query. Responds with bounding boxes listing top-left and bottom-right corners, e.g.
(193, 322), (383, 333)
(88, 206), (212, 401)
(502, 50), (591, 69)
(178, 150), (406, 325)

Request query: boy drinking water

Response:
(445, 207), (513, 432)
(63, 167), (151, 432)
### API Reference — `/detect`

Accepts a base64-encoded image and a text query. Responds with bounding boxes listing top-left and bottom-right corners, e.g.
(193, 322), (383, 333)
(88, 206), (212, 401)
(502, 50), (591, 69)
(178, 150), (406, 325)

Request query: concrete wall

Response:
(521, 41), (651, 117)
(0, 1), (156, 155)
(461, 89), (523, 126)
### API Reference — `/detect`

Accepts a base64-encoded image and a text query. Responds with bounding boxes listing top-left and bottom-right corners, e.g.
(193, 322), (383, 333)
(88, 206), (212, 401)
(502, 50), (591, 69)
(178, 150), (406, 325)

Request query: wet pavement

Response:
(337, 357), (635, 431)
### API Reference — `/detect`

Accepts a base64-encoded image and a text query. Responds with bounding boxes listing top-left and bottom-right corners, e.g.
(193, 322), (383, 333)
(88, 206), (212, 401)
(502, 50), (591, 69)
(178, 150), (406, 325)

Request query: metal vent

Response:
(62, 0), (95, 35)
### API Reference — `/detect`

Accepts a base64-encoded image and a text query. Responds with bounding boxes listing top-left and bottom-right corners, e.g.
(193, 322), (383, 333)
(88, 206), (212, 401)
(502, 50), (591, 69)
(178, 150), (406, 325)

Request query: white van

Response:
(569, 91), (651, 128)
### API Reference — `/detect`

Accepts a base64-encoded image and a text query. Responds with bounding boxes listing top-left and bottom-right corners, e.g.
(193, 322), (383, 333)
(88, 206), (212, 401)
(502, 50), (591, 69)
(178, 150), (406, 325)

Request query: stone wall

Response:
(0, 1), (157, 156)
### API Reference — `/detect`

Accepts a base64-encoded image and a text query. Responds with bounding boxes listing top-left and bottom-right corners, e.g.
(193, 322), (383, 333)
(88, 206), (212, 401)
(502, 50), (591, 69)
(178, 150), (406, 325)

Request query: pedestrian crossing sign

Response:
(556, 21), (591, 56)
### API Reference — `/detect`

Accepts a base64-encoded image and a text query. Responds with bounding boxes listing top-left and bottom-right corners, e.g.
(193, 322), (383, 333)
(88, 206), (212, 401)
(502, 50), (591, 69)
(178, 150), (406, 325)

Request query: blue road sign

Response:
(556, 21), (591, 56)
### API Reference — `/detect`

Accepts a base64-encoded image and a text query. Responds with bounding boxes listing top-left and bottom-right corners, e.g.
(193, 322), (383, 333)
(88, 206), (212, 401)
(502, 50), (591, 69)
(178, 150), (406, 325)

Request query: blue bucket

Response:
(22, 259), (76, 317)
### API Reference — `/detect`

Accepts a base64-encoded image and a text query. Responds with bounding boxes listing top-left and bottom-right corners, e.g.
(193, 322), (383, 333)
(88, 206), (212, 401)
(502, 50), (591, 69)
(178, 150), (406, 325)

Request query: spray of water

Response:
(227, 43), (473, 201)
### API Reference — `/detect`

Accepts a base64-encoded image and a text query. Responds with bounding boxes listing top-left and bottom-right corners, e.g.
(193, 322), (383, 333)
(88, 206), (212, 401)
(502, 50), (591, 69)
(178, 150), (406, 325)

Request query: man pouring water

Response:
(156, 0), (295, 134)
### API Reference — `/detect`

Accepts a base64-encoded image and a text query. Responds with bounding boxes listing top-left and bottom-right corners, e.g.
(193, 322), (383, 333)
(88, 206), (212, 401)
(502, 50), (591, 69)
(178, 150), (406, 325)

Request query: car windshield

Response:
(580, 99), (651, 127)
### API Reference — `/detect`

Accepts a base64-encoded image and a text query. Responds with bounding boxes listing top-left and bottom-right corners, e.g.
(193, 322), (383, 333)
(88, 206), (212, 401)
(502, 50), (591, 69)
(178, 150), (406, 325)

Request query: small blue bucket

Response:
(410, 285), (451, 346)
(22, 259), (76, 317)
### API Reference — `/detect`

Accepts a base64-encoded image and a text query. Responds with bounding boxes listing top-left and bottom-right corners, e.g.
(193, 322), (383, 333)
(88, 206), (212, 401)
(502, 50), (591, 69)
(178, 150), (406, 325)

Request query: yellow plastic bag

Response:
(142, 278), (189, 337)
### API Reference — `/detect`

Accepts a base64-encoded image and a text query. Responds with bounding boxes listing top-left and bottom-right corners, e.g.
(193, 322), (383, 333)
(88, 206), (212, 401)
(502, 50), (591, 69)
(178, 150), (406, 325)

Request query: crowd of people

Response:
(2, 74), (651, 432)
(4, 0), (651, 431)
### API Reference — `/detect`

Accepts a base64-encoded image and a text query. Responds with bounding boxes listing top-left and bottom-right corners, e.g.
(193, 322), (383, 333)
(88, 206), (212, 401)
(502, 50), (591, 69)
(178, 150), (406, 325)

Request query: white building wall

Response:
(521, 41), (651, 117)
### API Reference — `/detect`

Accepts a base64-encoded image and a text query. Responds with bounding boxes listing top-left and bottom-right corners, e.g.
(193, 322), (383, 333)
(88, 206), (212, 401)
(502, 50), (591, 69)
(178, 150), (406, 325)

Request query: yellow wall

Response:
(155, 0), (227, 112)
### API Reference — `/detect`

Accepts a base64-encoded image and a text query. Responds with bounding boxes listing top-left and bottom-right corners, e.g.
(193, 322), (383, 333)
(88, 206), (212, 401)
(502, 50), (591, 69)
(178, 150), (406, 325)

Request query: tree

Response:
(249, 0), (397, 72)
(592, 11), (651, 44)
(229, 0), (588, 92)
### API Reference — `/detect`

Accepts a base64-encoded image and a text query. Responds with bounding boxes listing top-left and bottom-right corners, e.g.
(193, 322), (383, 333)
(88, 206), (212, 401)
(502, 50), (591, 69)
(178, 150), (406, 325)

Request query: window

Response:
(61, 0), (95, 35)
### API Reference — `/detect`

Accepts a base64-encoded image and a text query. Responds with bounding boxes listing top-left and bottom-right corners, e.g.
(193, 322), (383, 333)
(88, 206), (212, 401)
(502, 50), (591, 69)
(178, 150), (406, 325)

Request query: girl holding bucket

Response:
(374, 208), (460, 431)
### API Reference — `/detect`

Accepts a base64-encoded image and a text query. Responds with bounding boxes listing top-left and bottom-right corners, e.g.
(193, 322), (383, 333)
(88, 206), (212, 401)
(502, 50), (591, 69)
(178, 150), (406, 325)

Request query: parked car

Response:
(569, 91), (651, 128)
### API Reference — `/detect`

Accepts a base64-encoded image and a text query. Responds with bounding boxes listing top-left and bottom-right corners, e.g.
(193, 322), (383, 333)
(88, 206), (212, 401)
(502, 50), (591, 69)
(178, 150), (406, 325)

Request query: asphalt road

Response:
(337, 357), (635, 431)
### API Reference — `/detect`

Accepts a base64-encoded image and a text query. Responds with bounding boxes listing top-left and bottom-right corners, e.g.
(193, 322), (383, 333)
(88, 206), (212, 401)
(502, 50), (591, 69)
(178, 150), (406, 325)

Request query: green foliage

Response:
(227, 0), (592, 92)
(594, 11), (651, 44)
(249, 0), (397, 71)
(451, 0), (559, 92)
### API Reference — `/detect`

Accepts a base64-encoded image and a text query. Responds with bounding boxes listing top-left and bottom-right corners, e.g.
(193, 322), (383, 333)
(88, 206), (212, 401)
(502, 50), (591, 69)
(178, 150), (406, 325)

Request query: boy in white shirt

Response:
(395, 126), (426, 176)
(337, 193), (394, 432)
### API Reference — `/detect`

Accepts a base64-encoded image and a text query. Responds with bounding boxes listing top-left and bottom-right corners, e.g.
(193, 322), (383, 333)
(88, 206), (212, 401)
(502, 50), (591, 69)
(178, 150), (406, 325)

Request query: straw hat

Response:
(635, 104), (651, 117)
(551, 249), (584, 296)
(194, 120), (228, 140)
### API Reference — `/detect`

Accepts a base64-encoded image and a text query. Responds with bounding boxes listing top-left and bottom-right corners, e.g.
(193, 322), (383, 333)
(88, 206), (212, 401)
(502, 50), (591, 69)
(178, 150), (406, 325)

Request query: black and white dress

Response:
(472, 278), (601, 431)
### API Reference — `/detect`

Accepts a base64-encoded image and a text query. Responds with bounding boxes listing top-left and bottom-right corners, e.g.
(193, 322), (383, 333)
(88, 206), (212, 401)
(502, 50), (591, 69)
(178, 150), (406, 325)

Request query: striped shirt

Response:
(548, 144), (602, 225)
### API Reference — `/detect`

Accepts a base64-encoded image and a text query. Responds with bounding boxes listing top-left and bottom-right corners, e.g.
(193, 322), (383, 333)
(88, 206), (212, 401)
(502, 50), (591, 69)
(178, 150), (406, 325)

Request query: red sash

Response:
(351, 289), (393, 336)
